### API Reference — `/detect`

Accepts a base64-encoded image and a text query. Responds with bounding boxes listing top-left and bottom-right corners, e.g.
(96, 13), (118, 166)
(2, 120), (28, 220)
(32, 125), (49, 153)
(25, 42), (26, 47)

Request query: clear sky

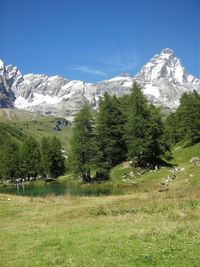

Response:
(1, 0), (200, 82)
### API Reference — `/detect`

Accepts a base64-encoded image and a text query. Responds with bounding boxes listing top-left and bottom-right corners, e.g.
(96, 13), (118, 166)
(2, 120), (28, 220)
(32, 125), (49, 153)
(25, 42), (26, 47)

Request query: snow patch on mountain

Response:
(15, 93), (63, 108)
(143, 84), (160, 98)
(0, 48), (200, 119)
(0, 59), (4, 69)
(135, 48), (200, 109)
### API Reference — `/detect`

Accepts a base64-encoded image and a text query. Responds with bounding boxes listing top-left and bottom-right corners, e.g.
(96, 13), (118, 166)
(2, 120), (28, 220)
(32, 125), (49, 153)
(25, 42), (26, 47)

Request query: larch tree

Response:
(125, 82), (152, 166)
(70, 103), (95, 182)
(95, 93), (126, 179)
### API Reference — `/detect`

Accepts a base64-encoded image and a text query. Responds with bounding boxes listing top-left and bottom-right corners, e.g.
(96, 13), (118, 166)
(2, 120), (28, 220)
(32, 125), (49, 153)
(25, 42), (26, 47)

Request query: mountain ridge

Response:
(1, 48), (200, 120)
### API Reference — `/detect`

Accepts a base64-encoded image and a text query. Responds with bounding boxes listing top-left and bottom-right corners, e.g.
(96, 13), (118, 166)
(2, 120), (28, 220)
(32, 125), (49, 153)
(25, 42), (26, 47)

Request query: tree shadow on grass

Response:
(156, 158), (176, 168)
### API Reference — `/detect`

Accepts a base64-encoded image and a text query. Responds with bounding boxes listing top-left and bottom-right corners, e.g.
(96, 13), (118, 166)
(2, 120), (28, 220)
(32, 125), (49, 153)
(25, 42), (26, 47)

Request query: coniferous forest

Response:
(0, 83), (200, 182)
(0, 127), (65, 181)
(69, 82), (200, 181)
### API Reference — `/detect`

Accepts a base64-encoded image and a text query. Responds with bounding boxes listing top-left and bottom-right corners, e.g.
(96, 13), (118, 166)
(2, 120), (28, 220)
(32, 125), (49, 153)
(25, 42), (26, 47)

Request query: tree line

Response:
(166, 90), (200, 145)
(1, 83), (200, 182)
(69, 83), (170, 182)
(0, 130), (65, 181)
(70, 83), (200, 182)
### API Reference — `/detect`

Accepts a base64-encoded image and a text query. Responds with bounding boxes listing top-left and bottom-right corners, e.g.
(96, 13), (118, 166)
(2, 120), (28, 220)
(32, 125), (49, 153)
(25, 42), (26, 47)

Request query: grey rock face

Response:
(0, 60), (16, 108)
(0, 48), (200, 120)
(135, 48), (200, 109)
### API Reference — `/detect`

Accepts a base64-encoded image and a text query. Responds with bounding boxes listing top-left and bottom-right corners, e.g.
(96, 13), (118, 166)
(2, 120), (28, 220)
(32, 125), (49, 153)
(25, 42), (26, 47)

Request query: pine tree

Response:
(175, 91), (200, 144)
(40, 136), (65, 178)
(20, 136), (41, 179)
(70, 103), (95, 182)
(48, 136), (65, 178)
(0, 140), (20, 180)
(40, 136), (51, 178)
(165, 112), (179, 145)
(125, 82), (151, 167)
(95, 93), (126, 179)
(148, 105), (167, 162)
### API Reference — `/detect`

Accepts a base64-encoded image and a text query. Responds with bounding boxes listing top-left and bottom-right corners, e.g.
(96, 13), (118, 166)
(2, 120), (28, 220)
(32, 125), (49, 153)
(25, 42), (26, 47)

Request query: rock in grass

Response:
(190, 157), (200, 165)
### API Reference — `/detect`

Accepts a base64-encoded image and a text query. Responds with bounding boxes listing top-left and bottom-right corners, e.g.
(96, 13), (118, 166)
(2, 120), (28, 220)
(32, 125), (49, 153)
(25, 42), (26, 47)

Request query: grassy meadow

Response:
(1, 188), (200, 266)
(1, 142), (200, 266)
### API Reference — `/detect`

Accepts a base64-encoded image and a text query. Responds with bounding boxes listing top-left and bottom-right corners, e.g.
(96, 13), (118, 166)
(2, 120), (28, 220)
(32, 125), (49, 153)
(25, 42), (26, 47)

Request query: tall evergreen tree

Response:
(40, 136), (65, 178)
(48, 136), (65, 178)
(95, 93), (126, 179)
(125, 82), (152, 167)
(70, 103), (95, 182)
(165, 112), (180, 145)
(40, 136), (51, 178)
(175, 91), (200, 144)
(0, 140), (20, 180)
(20, 136), (41, 179)
(148, 105), (168, 162)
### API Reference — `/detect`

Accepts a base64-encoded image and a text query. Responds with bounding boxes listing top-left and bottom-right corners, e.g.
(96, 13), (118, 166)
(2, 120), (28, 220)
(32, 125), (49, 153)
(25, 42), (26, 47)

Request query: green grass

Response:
(1, 187), (200, 267)
(171, 142), (200, 165)
(1, 111), (200, 266)
(110, 142), (200, 191)
(1, 140), (200, 266)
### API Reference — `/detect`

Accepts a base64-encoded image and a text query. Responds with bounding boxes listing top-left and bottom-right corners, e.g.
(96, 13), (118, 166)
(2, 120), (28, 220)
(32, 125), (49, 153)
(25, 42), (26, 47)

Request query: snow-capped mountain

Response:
(0, 48), (199, 120)
(135, 48), (200, 109)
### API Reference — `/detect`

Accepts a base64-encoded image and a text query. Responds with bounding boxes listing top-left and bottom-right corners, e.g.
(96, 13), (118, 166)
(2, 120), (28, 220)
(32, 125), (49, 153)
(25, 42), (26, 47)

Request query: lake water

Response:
(0, 181), (123, 197)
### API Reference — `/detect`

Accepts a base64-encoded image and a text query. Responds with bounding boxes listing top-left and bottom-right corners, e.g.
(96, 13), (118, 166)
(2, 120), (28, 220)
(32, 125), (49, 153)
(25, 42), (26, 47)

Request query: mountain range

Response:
(0, 48), (200, 121)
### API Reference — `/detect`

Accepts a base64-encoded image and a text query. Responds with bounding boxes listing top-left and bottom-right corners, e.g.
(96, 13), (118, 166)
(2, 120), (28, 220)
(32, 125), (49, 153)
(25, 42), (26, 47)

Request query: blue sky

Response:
(1, 0), (200, 82)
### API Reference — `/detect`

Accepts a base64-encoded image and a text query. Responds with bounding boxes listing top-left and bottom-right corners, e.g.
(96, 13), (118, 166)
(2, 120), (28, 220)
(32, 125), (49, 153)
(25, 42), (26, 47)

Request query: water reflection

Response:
(16, 183), (25, 195)
(0, 181), (123, 197)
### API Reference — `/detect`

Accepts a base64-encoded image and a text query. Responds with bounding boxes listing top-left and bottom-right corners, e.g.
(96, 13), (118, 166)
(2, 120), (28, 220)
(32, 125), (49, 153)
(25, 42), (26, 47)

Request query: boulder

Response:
(190, 157), (200, 165)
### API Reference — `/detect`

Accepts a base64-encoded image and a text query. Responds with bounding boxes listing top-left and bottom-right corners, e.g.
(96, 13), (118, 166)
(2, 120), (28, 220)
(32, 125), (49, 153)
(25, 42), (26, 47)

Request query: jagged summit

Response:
(0, 49), (200, 119)
(0, 59), (16, 108)
(0, 59), (4, 69)
(161, 48), (174, 55)
(136, 48), (184, 82)
(135, 48), (200, 109)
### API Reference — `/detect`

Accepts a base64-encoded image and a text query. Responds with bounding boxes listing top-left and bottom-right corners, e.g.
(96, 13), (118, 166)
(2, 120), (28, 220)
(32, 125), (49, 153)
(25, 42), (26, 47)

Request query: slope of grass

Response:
(171, 142), (200, 165)
(110, 142), (200, 191)
(0, 108), (72, 151)
(0, 122), (25, 142)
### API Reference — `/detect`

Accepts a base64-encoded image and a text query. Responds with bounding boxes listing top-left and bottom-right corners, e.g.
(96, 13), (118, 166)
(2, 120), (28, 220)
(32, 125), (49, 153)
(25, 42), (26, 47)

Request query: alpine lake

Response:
(0, 180), (124, 197)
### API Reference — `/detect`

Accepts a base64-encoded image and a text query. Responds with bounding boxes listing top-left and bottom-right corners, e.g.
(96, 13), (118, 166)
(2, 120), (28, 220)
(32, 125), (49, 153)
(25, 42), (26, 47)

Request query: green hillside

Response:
(0, 122), (25, 142)
(110, 142), (200, 191)
(0, 108), (72, 151)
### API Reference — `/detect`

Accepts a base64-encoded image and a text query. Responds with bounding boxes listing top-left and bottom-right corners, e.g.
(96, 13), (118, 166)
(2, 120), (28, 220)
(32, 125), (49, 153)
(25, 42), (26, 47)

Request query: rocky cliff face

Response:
(0, 60), (16, 108)
(0, 48), (199, 120)
(135, 48), (200, 109)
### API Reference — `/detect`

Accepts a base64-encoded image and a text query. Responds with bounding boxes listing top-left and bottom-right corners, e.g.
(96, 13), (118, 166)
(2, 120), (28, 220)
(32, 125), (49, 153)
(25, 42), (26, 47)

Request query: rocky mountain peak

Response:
(135, 48), (200, 109)
(135, 48), (185, 82)
(0, 49), (200, 119)
(0, 59), (16, 108)
(0, 59), (4, 69)
(161, 48), (174, 55)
